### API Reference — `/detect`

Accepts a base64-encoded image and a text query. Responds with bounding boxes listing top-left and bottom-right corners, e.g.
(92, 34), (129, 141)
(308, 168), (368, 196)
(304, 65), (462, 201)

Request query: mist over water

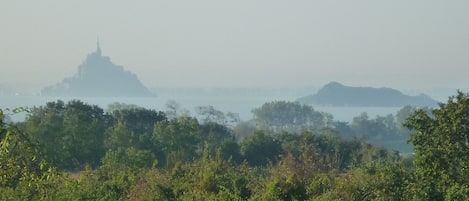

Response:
(2, 90), (402, 123)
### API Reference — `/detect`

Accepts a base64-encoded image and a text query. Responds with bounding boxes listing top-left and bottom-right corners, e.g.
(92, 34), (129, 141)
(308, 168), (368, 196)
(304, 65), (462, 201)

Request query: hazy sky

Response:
(1, 0), (469, 92)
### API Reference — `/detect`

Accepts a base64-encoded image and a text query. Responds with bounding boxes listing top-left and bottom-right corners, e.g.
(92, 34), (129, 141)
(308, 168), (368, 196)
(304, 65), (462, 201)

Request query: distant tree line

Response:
(248, 101), (426, 153)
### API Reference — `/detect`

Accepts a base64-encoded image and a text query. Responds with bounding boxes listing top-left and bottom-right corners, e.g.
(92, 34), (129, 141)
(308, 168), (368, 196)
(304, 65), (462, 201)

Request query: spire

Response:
(96, 37), (102, 56)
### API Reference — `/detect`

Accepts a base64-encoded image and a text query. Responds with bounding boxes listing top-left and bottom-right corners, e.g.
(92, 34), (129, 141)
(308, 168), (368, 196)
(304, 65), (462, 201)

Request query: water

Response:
(314, 106), (401, 122)
(1, 94), (401, 123)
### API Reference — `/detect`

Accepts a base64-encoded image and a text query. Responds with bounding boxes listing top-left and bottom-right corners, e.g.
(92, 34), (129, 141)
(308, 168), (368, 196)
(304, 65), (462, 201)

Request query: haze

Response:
(1, 0), (469, 94)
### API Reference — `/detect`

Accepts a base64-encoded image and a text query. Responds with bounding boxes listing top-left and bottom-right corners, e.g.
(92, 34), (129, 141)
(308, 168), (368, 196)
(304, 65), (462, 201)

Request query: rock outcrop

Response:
(297, 82), (437, 107)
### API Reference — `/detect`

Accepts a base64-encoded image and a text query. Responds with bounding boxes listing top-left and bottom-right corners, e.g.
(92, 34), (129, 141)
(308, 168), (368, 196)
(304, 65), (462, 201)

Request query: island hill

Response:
(297, 82), (438, 107)
(41, 41), (154, 97)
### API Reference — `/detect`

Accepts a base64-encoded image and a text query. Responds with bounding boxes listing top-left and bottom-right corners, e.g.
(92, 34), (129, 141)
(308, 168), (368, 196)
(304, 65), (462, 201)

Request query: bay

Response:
(1, 94), (401, 123)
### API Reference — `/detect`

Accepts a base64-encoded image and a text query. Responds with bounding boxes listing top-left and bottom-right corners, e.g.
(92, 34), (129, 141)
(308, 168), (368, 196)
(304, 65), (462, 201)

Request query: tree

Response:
(195, 105), (240, 126)
(395, 105), (416, 128)
(200, 122), (233, 144)
(405, 91), (469, 200)
(62, 100), (109, 169)
(324, 162), (411, 201)
(108, 105), (166, 135)
(106, 102), (141, 113)
(152, 116), (201, 167)
(165, 100), (190, 119)
(351, 112), (382, 137)
(199, 122), (236, 158)
(252, 101), (328, 132)
(196, 106), (226, 125)
(331, 121), (356, 138)
(219, 140), (243, 164)
(233, 121), (257, 142)
(23, 100), (109, 170)
(101, 147), (155, 171)
(396, 105), (431, 129)
(106, 106), (166, 153)
(240, 131), (282, 166)
(104, 121), (134, 150)
(0, 108), (57, 200)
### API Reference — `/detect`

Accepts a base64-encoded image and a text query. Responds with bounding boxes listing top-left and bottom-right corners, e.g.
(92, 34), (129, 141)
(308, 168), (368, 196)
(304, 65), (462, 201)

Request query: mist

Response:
(1, 0), (469, 94)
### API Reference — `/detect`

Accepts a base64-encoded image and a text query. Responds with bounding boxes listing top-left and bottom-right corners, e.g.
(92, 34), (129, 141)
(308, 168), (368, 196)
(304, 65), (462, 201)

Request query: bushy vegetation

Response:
(1, 92), (468, 200)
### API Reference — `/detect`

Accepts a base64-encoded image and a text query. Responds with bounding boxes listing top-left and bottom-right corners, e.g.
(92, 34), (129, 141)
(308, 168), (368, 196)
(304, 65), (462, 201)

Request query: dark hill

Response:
(297, 82), (437, 107)
(41, 42), (154, 97)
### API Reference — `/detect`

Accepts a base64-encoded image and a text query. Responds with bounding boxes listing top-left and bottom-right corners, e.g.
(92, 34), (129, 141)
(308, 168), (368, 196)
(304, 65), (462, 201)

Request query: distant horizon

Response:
(2, 1), (469, 97)
(3, 44), (468, 95)
(1, 81), (465, 103)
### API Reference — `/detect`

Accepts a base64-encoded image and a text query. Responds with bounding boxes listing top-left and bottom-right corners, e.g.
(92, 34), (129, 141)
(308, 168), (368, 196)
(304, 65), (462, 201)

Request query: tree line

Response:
(1, 92), (468, 200)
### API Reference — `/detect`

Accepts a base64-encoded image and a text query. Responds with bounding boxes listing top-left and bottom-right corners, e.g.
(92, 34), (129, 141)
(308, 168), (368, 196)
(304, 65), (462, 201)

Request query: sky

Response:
(1, 0), (469, 93)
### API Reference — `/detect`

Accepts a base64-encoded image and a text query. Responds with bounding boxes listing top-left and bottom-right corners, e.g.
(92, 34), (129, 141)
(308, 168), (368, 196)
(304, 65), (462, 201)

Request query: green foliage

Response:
(405, 91), (469, 200)
(106, 102), (141, 113)
(23, 100), (109, 170)
(307, 173), (335, 198)
(233, 120), (257, 141)
(310, 162), (411, 201)
(195, 105), (241, 126)
(105, 105), (167, 169)
(351, 113), (395, 137)
(196, 105), (227, 125)
(170, 151), (254, 201)
(199, 122), (234, 153)
(11, 94), (469, 200)
(108, 105), (166, 135)
(101, 147), (155, 171)
(445, 183), (469, 201)
(347, 110), (414, 153)
(152, 116), (201, 167)
(219, 140), (243, 164)
(0, 108), (58, 200)
(104, 121), (134, 150)
(52, 147), (154, 200)
(252, 101), (329, 132)
(58, 165), (141, 200)
(200, 122), (233, 143)
(255, 153), (309, 201)
(240, 131), (282, 166)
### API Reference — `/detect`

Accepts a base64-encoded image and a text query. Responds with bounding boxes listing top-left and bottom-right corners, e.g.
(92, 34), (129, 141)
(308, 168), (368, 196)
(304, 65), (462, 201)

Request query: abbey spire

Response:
(96, 37), (102, 56)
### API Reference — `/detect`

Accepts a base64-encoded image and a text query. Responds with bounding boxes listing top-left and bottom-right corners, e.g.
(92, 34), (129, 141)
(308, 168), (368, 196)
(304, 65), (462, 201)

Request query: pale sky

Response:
(1, 0), (469, 93)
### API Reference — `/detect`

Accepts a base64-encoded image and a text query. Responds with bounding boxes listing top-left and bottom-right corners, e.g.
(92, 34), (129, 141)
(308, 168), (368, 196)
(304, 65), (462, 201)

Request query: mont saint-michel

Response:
(41, 41), (154, 97)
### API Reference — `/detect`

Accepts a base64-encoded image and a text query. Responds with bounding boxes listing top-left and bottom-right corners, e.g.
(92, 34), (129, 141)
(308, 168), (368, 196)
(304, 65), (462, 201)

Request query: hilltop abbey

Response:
(41, 41), (154, 97)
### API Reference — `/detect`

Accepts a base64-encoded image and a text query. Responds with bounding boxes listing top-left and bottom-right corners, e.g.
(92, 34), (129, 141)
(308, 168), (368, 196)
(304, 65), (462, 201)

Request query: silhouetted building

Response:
(41, 40), (154, 97)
